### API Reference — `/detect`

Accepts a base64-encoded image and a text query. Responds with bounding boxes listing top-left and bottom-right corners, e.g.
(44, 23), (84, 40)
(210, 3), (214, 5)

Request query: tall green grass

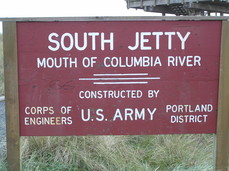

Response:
(1, 135), (215, 170)
(0, 157), (7, 171)
(0, 135), (215, 170)
(19, 135), (214, 171)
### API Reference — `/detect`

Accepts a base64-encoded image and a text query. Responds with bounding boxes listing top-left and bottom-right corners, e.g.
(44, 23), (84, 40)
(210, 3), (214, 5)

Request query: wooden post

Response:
(214, 21), (229, 171)
(3, 22), (21, 171)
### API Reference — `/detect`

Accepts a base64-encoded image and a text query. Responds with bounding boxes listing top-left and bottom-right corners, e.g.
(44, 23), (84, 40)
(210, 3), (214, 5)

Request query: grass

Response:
(0, 135), (215, 170)
(0, 33), (216, 170)
(15, 135), (214, 170)
(0, 159), (7, 171)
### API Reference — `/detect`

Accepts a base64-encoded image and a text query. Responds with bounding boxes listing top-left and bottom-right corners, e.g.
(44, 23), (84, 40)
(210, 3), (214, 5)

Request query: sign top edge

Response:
(0, 16), (229, 22)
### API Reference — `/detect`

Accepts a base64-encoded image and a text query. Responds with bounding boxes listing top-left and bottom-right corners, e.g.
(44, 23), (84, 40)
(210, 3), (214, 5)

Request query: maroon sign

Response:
(17, 20), (221, 136)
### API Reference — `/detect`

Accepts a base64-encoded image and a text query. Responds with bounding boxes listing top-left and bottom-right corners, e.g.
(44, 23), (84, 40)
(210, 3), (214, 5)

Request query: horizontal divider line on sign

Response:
(79, 77), (160, 81)
(93, 82), (148, 85)
(93, 73), (149, 76)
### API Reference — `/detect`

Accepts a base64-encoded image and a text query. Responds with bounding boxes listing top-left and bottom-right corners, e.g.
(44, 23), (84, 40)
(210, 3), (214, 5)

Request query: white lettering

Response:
(37, 57), (77, 68)
(113, 109), (123, 121)
(140, 32), (152, 50)
(147, 108), (157, 120)
(75, 33), (87, 51)
(128, 32), (139, 50)
(48, 33), (60, 51)
(166, 104), (213, 113)
(168, 56), (201, 67)
(88, 32), (99, 50)
(101, 32), (114, 50)
(61, 33), (74, 51)
(177, 32), (191, 50)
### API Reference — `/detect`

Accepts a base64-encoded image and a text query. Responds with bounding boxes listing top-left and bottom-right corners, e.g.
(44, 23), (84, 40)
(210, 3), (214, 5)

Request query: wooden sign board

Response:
(16, 20), (221, 136)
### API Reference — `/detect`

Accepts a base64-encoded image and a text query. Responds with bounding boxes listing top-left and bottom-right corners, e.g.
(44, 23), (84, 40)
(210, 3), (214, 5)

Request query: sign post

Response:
(215, 21), (229, 171)
(3, 22), (21, 171)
